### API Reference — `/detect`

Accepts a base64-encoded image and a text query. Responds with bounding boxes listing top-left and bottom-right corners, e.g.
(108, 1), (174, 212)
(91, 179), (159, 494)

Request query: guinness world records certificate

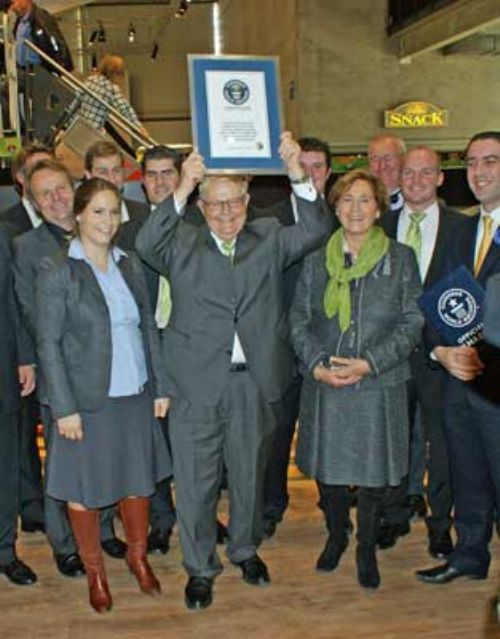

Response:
(188, 55), (284, 174)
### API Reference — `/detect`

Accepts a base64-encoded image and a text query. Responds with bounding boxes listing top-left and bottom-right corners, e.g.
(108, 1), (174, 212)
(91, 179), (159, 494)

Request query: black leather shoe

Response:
(55, 553), (85, 578)
(416, 563), (487, 584)
(147, 529), (171, 555)
(216, 520), (229, 545)
(0, 559), (37, 586)
(234, 554), (270, 586)
(377, 522), (410, 550)
(20, 519), (46, 534)
(428, 531), (453, 560)
(316, 534), (348, 572)
(356, 545), (380, 589)
(185, 576), (213, 610)
(407, 494), (427, 519)
(101, 536), (127, 559)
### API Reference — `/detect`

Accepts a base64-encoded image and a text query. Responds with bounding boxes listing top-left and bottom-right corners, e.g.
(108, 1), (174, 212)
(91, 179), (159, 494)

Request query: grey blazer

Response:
(13, 223), (61, 340)
(136, 194), (332, 405)
(290, 239), (424, 389)
(35, 250), (170, 419)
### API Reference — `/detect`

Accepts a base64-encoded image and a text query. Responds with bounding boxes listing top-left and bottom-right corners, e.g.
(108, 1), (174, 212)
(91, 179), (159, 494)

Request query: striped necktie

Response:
(474, 215), (493, 277)
(404, 212), (426, 262)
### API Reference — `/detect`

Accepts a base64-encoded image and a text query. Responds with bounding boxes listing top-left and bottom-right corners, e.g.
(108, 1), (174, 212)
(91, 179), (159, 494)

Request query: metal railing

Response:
(24, 39), (160, 149)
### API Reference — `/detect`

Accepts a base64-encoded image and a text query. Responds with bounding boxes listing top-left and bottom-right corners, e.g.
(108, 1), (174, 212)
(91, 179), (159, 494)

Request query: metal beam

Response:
(391, 0), (500, 62)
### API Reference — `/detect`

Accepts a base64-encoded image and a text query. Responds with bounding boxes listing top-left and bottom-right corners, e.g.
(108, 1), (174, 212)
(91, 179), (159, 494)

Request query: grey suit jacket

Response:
(290, 239), (424, 389)
(35, 250), (169, 419)
(136, 193), (332, 405)
(12, 223), (61, 340)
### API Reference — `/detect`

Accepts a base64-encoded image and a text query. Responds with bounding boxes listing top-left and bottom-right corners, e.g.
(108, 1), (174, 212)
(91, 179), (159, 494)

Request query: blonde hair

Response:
(98, 55), (125, 81)
(329, 169), (388, 213)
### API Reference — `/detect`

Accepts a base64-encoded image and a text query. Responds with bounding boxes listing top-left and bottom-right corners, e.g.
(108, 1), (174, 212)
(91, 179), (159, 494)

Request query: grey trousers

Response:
(169, 371), (277, 578)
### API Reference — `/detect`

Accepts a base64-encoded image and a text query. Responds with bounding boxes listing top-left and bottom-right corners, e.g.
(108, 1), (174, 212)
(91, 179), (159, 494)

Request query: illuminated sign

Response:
(385, 101), (448, 128)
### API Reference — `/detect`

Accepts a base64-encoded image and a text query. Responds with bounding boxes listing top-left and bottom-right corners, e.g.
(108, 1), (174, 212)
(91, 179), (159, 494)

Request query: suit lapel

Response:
(424, 207), (447, 286)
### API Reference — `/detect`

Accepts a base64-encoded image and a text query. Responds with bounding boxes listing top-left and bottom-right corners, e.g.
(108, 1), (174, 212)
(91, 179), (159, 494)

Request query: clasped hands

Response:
(433, 345), (484, 382)
(313, 356), (371, 388)
(56, 397), (171, 441)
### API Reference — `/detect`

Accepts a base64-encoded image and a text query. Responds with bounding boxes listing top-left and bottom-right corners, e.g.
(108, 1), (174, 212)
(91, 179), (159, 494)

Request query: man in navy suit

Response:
(380, 146), (466, 559)
(0, 142), (53, 536)
(417, 131), (500, 584)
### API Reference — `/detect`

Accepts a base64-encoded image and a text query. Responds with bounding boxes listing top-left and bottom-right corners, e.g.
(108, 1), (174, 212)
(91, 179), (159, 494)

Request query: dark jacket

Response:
(35, 250), (169, 419)
(15, 4), (74, 72)
(0, 226), (33, 414)
(136, 194), (332, 405)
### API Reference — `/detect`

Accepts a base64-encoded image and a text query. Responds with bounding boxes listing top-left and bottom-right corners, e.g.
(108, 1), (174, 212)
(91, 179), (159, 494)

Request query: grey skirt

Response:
(46, 387), (172, 508)
(296, 379), (409, 488)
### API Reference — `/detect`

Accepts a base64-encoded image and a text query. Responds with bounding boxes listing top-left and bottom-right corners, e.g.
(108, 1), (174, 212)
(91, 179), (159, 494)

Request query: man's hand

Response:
(154, 397), (170, 419)
(57, 413), (83, 441)
(18, 365), (35, 397)
(174, 151), (205, 203)
(433, 345), (484, 381)
(279, 131), (304, 181)
(312, 357), (371, 388)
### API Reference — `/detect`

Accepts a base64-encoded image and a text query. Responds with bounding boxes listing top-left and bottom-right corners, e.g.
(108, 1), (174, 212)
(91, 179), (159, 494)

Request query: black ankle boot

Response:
(356, 545), (380, 589)
(316, 534), (349, 572)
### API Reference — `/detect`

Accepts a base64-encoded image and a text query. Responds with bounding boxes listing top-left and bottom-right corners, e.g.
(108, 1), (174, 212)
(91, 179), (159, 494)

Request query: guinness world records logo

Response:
(223, 79), (250, 105)
(438, 288), (477, 328)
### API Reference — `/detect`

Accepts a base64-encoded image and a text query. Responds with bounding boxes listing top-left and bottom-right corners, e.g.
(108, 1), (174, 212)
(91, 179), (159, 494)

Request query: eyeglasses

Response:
(368, 154), (400, 166)
(201, 194), (246, 214)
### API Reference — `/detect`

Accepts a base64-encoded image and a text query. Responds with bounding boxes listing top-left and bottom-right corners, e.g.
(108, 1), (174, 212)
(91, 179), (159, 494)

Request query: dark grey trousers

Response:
(169, 372), (277, 578)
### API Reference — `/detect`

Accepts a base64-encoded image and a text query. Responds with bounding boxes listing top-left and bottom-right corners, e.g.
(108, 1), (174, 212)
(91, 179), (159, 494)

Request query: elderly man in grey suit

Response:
(136, 132), (332, 610)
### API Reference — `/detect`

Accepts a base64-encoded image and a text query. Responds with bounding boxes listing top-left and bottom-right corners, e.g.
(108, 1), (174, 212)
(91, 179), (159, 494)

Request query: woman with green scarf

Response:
(290, 169), (423, 590)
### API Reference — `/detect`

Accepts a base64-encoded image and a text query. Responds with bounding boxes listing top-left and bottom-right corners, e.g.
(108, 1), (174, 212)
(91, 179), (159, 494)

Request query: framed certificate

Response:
(188, 54), (284, 174)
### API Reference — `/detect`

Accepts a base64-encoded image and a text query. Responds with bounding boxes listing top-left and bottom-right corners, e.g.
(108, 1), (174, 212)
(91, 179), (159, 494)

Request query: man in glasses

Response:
(368, 134), (406, 215)
(136, 132), (332, 610)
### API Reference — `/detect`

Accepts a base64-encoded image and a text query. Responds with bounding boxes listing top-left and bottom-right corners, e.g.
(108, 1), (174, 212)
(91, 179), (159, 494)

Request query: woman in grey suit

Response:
(35, 178), (171, 613)
(290, 169), (423, 589)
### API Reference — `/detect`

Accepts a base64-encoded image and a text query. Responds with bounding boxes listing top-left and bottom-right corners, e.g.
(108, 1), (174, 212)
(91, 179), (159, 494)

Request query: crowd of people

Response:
(0, 127), (499, 615)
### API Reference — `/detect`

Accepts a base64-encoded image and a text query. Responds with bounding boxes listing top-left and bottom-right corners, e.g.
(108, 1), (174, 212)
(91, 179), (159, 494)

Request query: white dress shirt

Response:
(474, 204), (500, 264)
(22, 197), (43, 228)
(397, 201), (439, 282)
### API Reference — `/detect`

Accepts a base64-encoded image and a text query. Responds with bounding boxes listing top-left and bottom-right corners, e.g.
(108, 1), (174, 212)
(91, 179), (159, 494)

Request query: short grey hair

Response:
(198, 175), (249, 200)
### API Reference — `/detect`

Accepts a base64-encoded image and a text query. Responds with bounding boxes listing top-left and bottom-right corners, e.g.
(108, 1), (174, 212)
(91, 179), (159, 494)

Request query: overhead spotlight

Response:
(127, 23), (136, 43)
(150, 42), (159, 62)
(97, 21), (106, 43)
(175, 0), (188, 18)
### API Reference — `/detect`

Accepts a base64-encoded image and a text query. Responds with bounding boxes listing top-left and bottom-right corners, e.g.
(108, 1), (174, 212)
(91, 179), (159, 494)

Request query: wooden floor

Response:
(3, 476), (499, 639)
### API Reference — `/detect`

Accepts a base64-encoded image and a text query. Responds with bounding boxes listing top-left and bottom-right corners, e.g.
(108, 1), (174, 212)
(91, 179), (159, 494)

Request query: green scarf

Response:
(323, 226), (389, 332)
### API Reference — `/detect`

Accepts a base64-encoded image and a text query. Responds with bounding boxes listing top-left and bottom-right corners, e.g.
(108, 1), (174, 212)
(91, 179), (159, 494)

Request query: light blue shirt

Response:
(16, 14), (41, 67)
(69, 238), (148, 397)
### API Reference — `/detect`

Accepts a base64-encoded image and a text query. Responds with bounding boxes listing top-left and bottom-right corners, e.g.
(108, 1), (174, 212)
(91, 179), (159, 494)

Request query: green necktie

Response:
(404, 212), (426, 261)
(220, 239), (236, 264)
(155, 276), (172, 329)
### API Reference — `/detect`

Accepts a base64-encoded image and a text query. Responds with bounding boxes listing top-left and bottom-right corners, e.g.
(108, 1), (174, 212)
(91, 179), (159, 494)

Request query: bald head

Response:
(401, 146), (443, 210)
(368, 134), (406, 193)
